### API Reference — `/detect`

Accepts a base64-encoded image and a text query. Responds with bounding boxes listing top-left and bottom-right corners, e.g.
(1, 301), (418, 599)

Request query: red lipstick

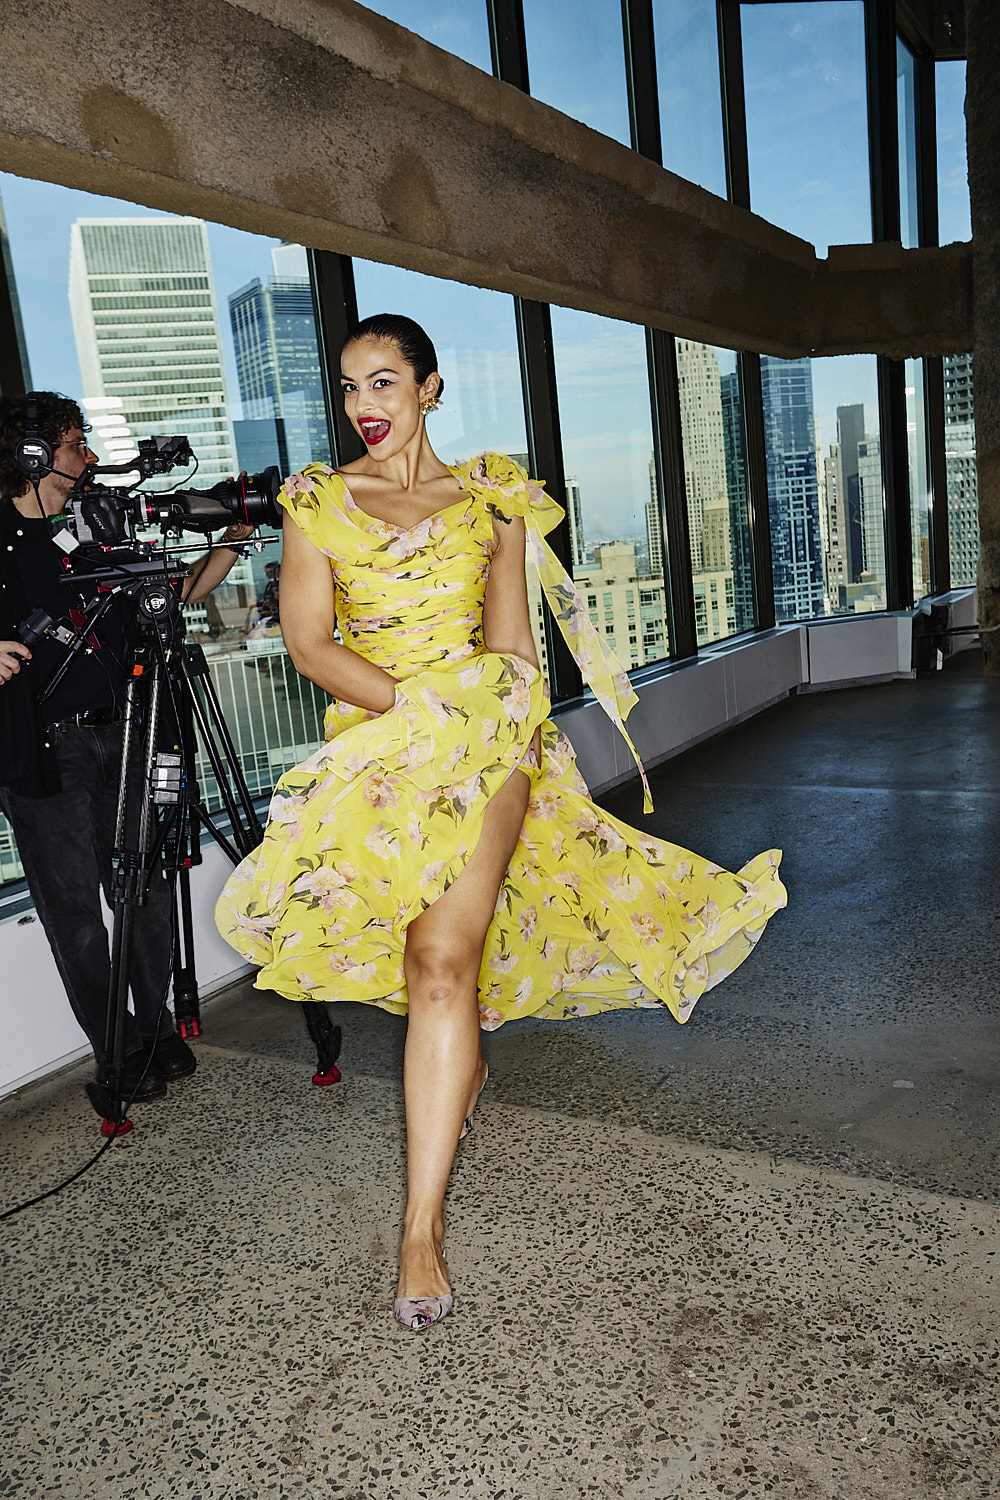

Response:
(359, 419), (390, 446)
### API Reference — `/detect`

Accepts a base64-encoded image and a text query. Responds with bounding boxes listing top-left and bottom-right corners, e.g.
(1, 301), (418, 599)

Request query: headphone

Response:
(14, 393), (54, 483)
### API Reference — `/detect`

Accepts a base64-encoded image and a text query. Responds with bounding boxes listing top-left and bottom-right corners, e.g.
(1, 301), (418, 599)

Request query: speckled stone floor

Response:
(2, 655), (998, 1500)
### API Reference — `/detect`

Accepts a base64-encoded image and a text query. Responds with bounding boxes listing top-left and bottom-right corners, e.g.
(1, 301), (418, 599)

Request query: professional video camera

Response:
(60, 434), (283, 551)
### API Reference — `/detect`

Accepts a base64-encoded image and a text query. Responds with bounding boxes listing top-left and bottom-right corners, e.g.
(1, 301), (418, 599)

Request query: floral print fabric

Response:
(451, 453), (652, 810)
(215, 454), (786, 1027)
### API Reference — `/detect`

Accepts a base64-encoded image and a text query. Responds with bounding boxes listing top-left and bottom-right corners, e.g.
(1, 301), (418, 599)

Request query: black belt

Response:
(47, 706), (124, 732)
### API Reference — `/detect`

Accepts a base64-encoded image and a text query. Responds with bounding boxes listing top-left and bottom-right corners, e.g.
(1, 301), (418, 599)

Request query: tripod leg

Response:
(172, 867), (201, 1038)
(86, 665), (152, 1133)
(301, 1003), (342, 1086)
(180, 644), (264, 855)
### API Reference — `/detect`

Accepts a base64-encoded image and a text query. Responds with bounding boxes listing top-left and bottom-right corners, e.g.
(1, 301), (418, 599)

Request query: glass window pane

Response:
(897, 39), (920, 250)
(357, 0), (492, 71)
(0, 173), (332, 888)
(906, 358), (931, 598)
(521, 0), (631, 146)
(810, 354), (885, 616)
(549, 308), (668, 671)
(763, 354), (885, 622)
(653, 0), (728, 196)
(761, 356), (825, 622)
(675, 340), (755, 642)
(944, 351), (977, 588)
(741, 2), (870, 254)
(936, 60), (970, 244)
(936, 67), (974, 592)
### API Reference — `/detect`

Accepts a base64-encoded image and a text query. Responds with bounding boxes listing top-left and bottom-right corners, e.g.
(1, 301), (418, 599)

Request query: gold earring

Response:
(420, 396), (440, 416)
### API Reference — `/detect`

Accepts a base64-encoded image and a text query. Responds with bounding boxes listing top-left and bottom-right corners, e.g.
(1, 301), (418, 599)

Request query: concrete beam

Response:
(0, 0), (973, 358)
(897, 0), (965, 58)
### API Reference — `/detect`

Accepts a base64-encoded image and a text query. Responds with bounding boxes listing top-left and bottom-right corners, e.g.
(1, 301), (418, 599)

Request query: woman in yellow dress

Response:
(216, 313), (786, 1331)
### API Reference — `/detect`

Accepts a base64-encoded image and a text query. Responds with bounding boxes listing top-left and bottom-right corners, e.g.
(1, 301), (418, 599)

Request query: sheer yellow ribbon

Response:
(451, 453), (653, 813)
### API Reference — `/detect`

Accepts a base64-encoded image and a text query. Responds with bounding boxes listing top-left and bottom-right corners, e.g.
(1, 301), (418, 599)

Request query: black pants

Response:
(0, 720), (176, 1071)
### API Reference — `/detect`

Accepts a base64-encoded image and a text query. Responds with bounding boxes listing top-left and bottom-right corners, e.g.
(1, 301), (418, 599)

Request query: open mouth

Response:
(359, 420), (390, 445)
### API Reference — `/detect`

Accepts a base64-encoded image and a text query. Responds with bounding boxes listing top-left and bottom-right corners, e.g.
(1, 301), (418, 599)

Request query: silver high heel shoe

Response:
(459, 1063), (489, 1142)
(393, 1293), (454, 1331)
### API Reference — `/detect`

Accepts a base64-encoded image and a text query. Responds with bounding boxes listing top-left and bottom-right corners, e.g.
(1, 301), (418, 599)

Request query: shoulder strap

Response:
(452, 452), (652, 812)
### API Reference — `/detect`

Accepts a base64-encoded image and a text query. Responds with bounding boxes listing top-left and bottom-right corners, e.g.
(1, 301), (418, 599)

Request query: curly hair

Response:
(0, 392), (89, 502)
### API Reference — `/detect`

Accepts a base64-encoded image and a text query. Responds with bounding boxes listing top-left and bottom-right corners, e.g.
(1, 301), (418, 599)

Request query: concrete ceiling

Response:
(0, 0), (973, 358)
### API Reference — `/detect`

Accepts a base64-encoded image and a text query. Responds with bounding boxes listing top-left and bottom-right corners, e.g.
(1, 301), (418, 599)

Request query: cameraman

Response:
(0, 392), (251, 1104)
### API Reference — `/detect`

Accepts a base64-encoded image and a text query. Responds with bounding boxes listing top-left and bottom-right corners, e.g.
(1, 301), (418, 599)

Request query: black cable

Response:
(0, 899), (180, 1223)
(160, 455), (200, 493)
(0, 1129), (123, 1221)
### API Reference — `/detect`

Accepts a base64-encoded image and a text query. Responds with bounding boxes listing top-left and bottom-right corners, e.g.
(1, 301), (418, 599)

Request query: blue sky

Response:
(1, 0), (969, 535)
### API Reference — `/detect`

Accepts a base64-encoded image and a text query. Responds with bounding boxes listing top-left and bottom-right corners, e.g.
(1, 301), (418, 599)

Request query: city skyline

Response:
(3, 176), (893, 644)
(3, 170), (882, 508)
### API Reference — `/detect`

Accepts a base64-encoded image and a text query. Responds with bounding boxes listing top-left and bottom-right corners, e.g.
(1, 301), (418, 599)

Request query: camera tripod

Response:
(55, 565), (342, 1134)
(161, 634), (344, 1082)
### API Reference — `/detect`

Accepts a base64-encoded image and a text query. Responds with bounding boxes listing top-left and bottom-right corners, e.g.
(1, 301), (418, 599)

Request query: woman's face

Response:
(340, 337), (438, 457)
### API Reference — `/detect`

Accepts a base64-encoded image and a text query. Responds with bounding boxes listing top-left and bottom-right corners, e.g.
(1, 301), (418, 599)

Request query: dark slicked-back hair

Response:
(0, 392), (89, 502)
(343, 314), (444, 402)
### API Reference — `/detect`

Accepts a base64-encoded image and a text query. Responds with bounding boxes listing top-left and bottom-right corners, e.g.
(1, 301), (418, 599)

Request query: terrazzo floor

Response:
(2, 655), (998, 1499)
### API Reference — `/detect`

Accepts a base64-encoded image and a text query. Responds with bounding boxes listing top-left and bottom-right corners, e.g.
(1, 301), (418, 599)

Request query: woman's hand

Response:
(0, 641), (30, 685)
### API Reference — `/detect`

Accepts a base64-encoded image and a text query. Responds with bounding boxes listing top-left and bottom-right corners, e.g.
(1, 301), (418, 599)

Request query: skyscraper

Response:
(674, 339), (731, 573)
(228, 243), (330, 476)
(943, 351), (977, 588)
(760, 356), (824, 622)
(836, 403), (866, 581)
(720, 370), (754, 631)
(858, 436), (885, 582)
(675, 339), (735, 642)
(565, 477), (586, 567)
(822, 442), (850, 608)
(645, 458), (663, 579)
(0, 189), (31, 387)
(69, 218), (236, 485)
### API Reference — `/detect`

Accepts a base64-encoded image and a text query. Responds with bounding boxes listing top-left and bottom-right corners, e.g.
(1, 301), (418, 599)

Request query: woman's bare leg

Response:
(397, 769), (530, 1302)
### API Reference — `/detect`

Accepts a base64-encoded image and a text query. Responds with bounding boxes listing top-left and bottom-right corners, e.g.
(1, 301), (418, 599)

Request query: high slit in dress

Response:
(215, 453), (786, 1027)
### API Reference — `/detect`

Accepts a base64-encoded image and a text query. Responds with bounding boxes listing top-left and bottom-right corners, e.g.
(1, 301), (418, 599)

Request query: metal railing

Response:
(0, 642), (329, 892)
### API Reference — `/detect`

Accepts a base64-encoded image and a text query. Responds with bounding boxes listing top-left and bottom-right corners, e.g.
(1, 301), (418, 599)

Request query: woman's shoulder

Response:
(278, 463), (350, 515)
(452, 452), (563, 535)
(451, 453), (536, 523)
(452, 451), (531, 499)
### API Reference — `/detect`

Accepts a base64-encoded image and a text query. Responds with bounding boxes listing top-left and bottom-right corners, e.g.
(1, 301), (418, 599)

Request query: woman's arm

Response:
(279, 508), (397, 712)
(482, 515), (539, 666)
(483, 515), (542, 762)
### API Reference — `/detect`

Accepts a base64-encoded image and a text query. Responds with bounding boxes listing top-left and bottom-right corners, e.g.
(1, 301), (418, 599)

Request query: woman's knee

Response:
(404, 938), (480, 1006)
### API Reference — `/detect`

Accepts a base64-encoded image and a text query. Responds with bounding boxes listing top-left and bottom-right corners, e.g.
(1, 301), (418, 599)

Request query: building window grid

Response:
(0, 0), (968, 711)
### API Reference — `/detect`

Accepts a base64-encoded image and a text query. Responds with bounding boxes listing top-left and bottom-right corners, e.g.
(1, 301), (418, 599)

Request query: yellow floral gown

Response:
(215, 454), (786, 1027)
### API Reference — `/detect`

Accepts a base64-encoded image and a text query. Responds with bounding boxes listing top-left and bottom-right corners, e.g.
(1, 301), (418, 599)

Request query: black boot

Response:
(150, 1032), (197, 1081)
(114, 1051), (167, 1101)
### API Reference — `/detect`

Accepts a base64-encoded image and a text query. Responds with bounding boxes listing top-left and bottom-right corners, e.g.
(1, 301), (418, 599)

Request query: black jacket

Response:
(0, 501), (62, 795)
